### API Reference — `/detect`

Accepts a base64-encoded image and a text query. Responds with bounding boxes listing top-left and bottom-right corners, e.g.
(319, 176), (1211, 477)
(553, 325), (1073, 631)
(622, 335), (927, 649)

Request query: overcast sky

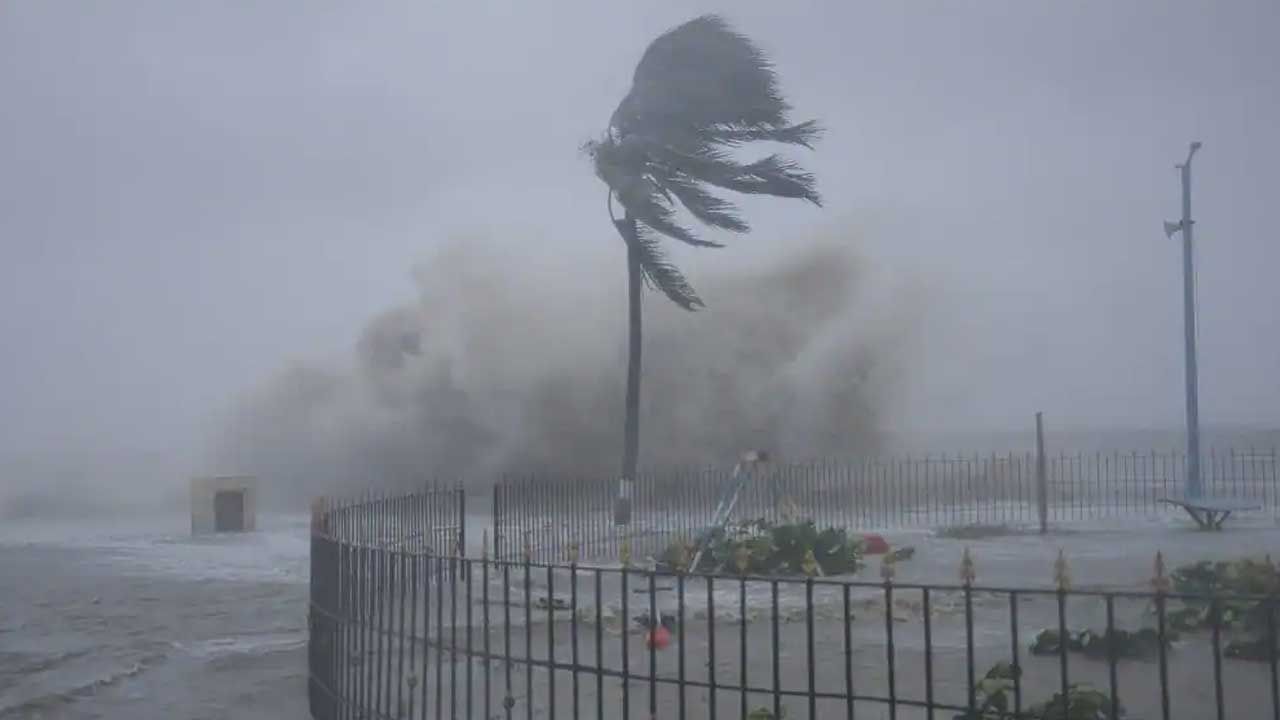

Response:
(2, 1), (1278, 476)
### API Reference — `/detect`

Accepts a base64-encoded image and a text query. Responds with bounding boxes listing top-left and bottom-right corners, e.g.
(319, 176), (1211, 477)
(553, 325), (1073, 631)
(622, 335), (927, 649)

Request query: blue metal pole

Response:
(1178, 142), (1203, 497)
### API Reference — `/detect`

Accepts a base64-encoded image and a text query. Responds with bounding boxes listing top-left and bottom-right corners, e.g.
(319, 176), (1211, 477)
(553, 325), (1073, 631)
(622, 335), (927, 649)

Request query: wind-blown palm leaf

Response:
(650, 172), (750, 233)
(642, 142), (822, 206)
(604, 162), (723, 247)
(590, 12), (821, 309)
(721, 155), (821, 202)
(615, 219), (704, 310)
(611, 15), (791, 138)
(699, 119), (822, 149)
(639, 121), (824, 161)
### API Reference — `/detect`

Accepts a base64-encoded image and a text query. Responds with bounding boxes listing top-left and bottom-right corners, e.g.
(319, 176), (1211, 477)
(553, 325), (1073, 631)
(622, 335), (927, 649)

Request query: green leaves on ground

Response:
(1166, 558), (1279, 632)
(1162, 556), (1280, 662)
(1021, 557), (1278, 665)
(667, 519), (864, 576)
(956, 662), (1124, 719)
(1026, 686), (1122, 720)
(1029, 627), (1171, 660)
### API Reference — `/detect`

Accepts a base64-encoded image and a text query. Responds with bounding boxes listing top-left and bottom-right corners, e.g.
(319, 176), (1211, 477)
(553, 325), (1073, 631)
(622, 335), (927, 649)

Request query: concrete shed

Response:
(190, 476), (258, 534)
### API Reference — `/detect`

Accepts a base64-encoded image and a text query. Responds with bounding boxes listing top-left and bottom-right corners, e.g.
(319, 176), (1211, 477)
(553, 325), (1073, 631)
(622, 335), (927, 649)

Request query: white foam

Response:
(173, 631), (307, 660)
(0, 513), (312, 584)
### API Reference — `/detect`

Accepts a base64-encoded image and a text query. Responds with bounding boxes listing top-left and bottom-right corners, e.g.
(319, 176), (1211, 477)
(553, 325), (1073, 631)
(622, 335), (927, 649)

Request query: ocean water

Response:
(0, 513), (313, 720)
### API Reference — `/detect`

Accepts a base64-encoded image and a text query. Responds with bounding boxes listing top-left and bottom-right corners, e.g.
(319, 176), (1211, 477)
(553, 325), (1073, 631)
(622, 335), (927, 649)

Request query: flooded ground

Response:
(3, 507), (1279, 719)
(312, 509), (1280, 719)
(436, 512), (1280, 719)
(0, 514), (312, 720)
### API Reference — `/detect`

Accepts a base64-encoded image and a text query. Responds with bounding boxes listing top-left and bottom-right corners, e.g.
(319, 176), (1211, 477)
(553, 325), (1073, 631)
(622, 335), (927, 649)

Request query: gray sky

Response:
(2, 1), (1278, 479)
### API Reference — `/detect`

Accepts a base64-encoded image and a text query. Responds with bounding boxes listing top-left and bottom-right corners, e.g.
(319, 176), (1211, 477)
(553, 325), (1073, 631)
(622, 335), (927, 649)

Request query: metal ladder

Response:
(688, 450), (768, 572)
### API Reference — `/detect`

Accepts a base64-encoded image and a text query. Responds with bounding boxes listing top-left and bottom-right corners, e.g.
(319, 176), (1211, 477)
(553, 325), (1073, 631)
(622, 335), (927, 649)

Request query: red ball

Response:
(646, 625), (672, 650)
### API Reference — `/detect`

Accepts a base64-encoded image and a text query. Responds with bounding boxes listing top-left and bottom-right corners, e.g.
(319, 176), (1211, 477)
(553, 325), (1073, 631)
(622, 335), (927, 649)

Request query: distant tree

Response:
(586, 15), (822, 523)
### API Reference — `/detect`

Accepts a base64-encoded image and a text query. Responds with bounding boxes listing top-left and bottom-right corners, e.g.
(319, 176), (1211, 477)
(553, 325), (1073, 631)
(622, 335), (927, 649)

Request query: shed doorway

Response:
(214, 490), (246, 532)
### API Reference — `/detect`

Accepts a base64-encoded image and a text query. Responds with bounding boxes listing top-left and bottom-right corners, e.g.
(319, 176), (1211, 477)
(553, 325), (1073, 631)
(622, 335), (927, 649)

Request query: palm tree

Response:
(586, 14), (821, 524)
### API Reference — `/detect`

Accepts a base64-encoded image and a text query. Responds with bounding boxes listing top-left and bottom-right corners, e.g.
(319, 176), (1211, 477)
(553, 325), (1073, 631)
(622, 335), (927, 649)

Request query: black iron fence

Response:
(316, 485), (467, 552)
(309, 489), (1280, 720)
(495, 448), (1280, 562)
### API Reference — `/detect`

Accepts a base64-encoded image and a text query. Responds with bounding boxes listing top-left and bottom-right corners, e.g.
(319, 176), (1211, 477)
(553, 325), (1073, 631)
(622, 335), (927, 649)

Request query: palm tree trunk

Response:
(615, 214), (642, 525)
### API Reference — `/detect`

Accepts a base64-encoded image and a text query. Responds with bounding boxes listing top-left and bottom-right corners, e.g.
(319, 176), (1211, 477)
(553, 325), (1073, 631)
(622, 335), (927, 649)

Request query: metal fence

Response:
(308, 486), (467, 720)
(494, 448), (1280, 562)
(314, 485), (467, 553)
(308, 489), (1280, 720)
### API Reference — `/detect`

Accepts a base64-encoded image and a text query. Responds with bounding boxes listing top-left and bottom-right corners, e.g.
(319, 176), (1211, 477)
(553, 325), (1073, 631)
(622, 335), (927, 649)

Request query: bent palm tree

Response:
(586, 15), (821, 524)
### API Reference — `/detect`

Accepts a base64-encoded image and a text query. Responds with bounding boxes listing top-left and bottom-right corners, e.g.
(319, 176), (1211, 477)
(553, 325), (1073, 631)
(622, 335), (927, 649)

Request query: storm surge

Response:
(215, 231), (926, 505)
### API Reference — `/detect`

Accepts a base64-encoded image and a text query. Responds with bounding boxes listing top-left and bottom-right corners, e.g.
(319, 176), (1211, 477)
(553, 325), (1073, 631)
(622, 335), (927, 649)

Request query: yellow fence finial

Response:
(619, 537), (632, 569)
(802, 548), (820, 578)
(734, 543), (751, 575)
(568, 540), (581, 565)
(1054, 548), (1071, 592)
(1151, 550), (1171, 594)
(880, 552), (896, 583)
(960, 547), (976, 587)
(671, 535), (692, 574)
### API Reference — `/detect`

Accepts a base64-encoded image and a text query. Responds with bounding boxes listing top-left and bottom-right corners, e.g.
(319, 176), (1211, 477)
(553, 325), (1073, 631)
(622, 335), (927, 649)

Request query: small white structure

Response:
(190, 475), (258, 534)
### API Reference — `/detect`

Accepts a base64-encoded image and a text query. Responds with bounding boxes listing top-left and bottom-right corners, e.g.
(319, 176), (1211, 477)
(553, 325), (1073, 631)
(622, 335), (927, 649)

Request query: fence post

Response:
(311, 496), (329, 536)
(458, 487), (467, 581)
(491, 482), (502, 561)
(458, 488), (467, 555)
(1036, 412), (1048, 534)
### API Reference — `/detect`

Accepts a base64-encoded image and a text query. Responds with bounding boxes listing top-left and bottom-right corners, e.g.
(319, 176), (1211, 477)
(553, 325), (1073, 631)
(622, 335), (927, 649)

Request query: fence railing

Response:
(308, 489), (1280, 720)
(314, 485), (467, 553)
(494, 448), (1280, 562)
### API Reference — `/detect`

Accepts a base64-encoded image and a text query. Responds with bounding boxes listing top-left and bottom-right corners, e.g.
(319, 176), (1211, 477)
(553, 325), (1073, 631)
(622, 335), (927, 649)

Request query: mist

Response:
(3, 2), (1280, 519)
(213, 230), (926, 505)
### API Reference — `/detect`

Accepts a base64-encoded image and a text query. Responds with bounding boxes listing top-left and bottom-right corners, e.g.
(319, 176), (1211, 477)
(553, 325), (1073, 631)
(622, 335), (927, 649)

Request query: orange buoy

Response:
(646, 625), (672, 650)
(861, 533), (890, 555)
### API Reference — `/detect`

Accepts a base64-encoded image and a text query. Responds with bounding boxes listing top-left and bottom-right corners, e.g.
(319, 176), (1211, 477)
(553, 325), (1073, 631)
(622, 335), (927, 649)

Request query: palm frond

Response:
(590, 13), (821, 308)
(617, 119), (822, 162)
(594, 137), (725, 248)
(611, 15), (789, 137)
(700, 119), (823, 149)
(728, 155), (822, 205)
(615, 220), (704, 311)
(650, 172), (749, 233)
(609, 175), (723, 248)
(644, 143), (822, 206)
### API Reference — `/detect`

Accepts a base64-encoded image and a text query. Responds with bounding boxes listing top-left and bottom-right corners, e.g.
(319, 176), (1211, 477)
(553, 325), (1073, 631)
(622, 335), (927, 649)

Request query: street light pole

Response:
(1164, 141), (1203, 498)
